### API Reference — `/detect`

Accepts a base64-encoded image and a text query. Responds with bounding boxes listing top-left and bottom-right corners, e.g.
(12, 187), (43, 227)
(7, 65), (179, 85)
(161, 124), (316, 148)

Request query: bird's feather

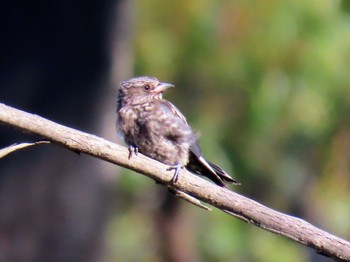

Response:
(186, 143), (240, 187)
(117, 76), (240, 187)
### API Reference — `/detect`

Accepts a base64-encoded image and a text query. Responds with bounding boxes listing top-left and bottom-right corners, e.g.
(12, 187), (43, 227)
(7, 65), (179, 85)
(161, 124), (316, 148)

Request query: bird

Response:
(117, 76), (240, 187)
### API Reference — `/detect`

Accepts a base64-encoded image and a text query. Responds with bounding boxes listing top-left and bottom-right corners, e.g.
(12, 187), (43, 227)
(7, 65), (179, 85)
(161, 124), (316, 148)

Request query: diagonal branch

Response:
(0, 102), (349, 261)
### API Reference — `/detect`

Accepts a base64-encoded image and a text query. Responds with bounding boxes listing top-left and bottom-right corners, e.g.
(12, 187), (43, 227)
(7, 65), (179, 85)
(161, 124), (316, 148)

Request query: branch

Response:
(0, 102), (349, 261)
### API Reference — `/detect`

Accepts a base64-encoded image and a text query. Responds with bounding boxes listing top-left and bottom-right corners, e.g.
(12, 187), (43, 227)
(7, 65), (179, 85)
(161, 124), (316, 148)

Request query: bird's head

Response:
(118, 76), (174, 107)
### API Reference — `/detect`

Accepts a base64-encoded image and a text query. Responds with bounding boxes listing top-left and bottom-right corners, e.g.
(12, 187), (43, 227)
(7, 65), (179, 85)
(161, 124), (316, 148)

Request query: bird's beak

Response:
(153, 82), (174, 93)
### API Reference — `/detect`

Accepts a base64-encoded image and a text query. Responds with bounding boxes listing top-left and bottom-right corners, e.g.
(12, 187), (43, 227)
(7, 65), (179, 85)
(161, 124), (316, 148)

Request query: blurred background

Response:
(1, 0), (350, 261)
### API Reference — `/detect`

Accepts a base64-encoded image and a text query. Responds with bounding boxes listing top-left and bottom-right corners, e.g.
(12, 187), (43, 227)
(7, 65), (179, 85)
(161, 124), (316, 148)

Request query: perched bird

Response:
(117, 76), (239, 187)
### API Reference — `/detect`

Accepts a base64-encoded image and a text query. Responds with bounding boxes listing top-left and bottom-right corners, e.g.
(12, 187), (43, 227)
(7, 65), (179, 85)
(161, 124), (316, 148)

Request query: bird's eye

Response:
(144, 84), (151, 91)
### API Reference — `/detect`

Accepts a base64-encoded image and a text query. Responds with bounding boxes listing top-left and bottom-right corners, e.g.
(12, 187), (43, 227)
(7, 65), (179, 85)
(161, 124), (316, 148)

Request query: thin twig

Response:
(0, 141), (50, 158)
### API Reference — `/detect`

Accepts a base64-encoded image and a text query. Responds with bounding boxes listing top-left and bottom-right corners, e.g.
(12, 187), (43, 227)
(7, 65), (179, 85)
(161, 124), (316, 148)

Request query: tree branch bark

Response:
(0, 102), (349, 261)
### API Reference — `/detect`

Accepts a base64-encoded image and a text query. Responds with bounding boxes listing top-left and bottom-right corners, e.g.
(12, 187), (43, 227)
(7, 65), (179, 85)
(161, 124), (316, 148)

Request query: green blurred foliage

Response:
(110, 0), (350, 261)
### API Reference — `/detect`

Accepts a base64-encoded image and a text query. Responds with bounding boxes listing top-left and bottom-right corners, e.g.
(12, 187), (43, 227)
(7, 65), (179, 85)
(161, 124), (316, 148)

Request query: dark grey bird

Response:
(117, 76), (239, 187)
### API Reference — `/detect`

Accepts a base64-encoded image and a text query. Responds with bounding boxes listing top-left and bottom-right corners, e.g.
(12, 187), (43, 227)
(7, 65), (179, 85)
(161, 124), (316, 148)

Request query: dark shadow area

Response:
(0, 1), (120, 261)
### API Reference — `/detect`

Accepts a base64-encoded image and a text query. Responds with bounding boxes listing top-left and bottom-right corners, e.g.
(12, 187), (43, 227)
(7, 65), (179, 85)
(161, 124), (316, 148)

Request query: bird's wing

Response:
(155, 100), (196, 144)
(158, 100), (239, 186)
(159, 100), (188, 124)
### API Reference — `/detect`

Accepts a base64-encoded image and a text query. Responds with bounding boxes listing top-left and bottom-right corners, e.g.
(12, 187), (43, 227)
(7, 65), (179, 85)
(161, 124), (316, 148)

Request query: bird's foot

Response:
(167, 163), (184, 184)
(128, 145), (139, 159)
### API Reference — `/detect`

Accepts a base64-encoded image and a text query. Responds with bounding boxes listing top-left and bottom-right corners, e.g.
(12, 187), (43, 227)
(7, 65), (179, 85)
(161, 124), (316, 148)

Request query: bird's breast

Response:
(118, 106), (139, 134)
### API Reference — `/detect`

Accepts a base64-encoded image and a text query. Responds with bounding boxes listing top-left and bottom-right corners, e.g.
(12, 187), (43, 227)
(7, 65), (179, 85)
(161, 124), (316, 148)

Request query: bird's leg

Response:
(128, 144), (139, 159)
(167, 163), (184, 184)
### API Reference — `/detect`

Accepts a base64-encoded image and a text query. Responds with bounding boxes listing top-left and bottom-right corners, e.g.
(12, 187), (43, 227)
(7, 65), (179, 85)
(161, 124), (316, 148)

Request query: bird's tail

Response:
(207, 161), (241, 186)
(186, 151), (240, 187)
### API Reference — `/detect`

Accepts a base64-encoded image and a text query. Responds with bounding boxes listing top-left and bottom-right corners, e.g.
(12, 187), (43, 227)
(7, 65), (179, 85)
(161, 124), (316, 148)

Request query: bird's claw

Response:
(128, 145), (139, 159)
(167, 163), (183, 184)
